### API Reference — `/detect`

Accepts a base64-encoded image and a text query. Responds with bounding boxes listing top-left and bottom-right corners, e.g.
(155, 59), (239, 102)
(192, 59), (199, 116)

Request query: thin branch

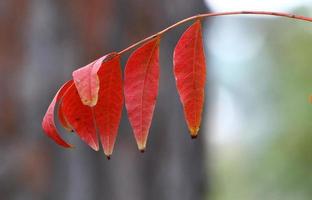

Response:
(118, 10), (312, 55)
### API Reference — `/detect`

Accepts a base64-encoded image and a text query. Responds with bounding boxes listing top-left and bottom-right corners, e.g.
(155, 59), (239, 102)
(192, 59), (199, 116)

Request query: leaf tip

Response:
(90, 143), (100, 151)
(138, 142), (146, 153)
(190, 135), (198, 139)
(103, 149), (113, 159)
(189, 126), (200, 138)
(65, 128), (74, 133)
(81, 95), (98, 107)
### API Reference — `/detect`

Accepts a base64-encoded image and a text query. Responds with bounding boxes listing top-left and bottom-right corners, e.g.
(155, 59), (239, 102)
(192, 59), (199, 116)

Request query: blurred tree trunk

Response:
(0, 0), (209, 199)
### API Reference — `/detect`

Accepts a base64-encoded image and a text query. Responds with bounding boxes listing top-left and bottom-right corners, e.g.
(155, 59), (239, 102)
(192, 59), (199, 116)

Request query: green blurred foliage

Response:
(210, 8), (312, 200)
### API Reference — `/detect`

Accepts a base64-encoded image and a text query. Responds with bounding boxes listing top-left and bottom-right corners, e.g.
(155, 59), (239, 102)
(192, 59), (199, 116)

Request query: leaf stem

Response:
(118, 10), (312, 55)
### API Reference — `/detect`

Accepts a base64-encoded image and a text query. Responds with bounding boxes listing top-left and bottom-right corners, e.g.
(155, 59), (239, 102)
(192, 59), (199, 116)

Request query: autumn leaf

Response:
(124, 37), (160, 151)
(42, 12), (311, 157)
(61, 83), (99, 151)
(72, 53), (117, 107)
(94, 55), (123, 158)
(173, 20), (206, 138)
(42, 53), (123, 155)
(42, 80), (74, 148)
(55, 54), (123, 157)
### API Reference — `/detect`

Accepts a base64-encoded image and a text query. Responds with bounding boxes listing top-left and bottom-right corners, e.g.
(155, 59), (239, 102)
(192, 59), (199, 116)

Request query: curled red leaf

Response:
(173, 20), (206, 138)
(72, 53), (117, 107)
(43, 53), (124, 155)
(124, 37), (160, 151)
(42, 80), (74, 148)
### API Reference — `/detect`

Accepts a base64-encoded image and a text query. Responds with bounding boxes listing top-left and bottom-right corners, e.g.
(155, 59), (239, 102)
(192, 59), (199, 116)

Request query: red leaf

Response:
(124, 37), (160, 151)
(72, 53), (117, 107)
(173, 20), (206, 138)
(42, 80), (74, 148)
(94, 54), (123, 157)
(61, 83), (99, 151)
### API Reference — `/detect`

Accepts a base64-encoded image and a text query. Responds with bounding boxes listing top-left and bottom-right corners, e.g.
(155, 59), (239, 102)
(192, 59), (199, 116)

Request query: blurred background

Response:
(0, 0), (311, 200)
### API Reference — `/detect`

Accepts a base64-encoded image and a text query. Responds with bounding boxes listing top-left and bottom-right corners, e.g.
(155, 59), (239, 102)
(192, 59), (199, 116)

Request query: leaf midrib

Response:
(140, 39), (159, 140)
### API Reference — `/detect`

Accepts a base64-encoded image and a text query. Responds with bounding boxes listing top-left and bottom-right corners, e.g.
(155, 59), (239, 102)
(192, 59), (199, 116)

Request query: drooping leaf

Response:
(61, 84), (99, 151)
(124, 37), (160, 151)
(42, 80), (74, 148)
(173, 20), (206, 138)
(72, 53), (117, 107)
(94, 54), (123, 158)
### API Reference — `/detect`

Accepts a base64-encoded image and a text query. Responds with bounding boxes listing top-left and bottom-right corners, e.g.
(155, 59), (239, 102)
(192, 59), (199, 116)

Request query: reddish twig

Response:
(118, 11), (312, 55)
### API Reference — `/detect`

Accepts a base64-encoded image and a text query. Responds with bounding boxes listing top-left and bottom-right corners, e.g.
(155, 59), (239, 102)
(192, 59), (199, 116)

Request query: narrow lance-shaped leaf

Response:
(94, 54), (123, 158)
(173, 20), (206, 138)
(42, 80), (74, 148)
(124, 37), (160, 151)
(61, 83), (99, 151)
